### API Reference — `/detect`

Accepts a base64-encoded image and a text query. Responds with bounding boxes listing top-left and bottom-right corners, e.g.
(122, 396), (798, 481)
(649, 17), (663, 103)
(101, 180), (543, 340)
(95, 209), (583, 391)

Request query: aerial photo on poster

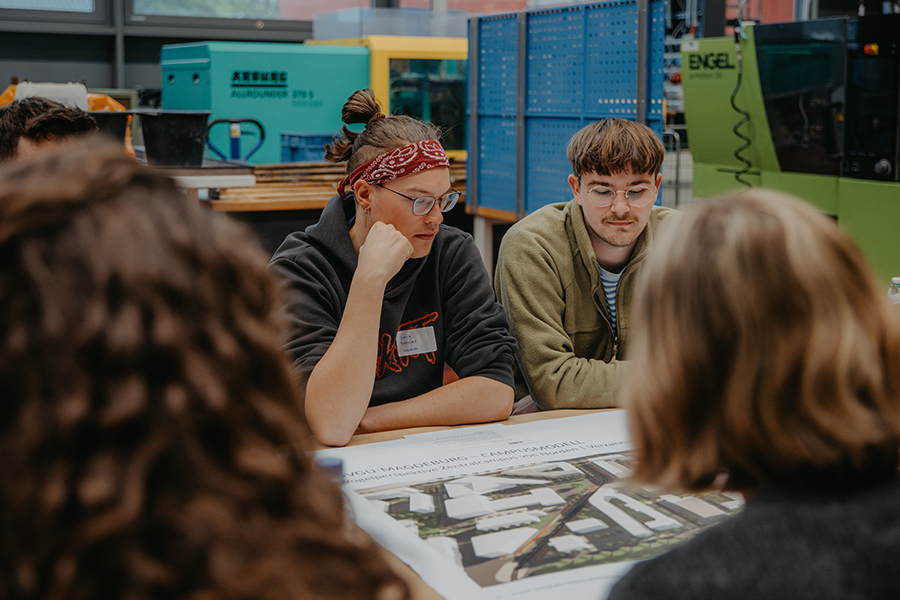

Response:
(357, 452), (744, 587)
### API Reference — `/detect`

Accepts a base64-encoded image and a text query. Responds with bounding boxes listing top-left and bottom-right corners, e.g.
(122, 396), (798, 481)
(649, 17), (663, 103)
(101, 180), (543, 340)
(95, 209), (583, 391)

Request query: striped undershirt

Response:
(597, 264), (622, 333)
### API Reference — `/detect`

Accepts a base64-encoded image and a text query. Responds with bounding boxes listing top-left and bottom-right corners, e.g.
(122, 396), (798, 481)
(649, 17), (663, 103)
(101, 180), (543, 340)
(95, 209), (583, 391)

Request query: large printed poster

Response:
(317, 412), (743, 600)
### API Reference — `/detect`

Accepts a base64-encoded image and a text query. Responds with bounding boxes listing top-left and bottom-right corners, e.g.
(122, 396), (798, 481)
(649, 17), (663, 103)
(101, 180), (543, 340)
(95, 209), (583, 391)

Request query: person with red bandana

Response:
(270, 89), (516, 447)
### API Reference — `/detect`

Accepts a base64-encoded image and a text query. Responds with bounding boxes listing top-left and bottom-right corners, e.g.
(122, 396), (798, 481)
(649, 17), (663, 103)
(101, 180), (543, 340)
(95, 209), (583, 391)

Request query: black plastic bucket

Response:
(137, 110), (212, 167)
(89, 111), (129, 142)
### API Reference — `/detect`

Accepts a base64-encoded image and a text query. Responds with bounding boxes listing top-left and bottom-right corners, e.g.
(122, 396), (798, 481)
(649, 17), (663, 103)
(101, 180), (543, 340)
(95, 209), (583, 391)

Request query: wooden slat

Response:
(207, 160), (468, 213)
(205, 197), (331, 212)
(465, 204), (517, 223)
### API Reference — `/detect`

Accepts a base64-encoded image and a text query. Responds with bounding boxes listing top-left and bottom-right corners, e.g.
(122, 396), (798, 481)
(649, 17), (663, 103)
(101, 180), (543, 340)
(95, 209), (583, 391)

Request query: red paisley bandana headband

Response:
(338, 139), (450, 200)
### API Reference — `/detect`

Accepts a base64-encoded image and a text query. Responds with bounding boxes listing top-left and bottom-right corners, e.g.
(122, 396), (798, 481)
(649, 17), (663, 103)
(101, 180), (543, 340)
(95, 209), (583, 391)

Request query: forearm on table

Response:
(305, 273), (386, 447)
(523, 354), (625, 410)
(357, 376), (514, 434)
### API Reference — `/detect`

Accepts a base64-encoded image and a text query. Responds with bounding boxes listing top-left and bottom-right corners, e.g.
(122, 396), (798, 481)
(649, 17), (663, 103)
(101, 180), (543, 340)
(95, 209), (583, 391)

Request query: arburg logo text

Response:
(231, 71), (287, 87)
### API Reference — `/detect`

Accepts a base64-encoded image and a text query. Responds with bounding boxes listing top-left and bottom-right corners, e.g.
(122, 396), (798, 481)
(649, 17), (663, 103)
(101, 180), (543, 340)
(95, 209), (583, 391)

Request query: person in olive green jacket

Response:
(495, 118), (677, 410)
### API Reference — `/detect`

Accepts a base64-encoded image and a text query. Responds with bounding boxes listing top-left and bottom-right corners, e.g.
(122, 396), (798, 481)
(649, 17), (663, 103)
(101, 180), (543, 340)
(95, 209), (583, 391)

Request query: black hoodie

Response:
(269, 193), (516, 408)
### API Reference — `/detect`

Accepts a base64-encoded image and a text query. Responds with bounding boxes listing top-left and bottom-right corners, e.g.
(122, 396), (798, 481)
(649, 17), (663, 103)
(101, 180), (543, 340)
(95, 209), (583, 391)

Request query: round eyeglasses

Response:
(579, 178), (657, 208)
(376, 183), (461, 216)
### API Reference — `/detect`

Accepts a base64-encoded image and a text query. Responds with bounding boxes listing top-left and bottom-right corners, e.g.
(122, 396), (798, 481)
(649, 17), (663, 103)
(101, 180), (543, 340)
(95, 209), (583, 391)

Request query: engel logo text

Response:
(688, 53), (736, 70)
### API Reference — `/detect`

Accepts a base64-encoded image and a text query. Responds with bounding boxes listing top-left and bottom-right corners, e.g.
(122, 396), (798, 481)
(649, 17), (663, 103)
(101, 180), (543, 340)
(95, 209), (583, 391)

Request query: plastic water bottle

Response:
(316, 456), (345, 483)
(889, 277), (900, 305)
(316, 456), (356, 521)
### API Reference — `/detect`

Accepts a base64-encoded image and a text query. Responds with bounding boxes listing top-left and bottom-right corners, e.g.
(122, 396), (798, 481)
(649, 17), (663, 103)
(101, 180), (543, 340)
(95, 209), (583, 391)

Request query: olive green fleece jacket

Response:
(494, 200), (677, 409)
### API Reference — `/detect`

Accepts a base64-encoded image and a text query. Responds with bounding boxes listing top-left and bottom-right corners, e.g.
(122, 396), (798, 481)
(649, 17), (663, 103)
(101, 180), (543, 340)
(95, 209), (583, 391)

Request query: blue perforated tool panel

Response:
(648, 0), (665, 123)
(477, 14), (519, 116)
(472, 14), (519, 213)
(525, 118), (581, 213)
(477, 117), (519, 213)
(527, 8), (585, 115)
(585, 2), (638, 119)
(469, 0), (665, 216)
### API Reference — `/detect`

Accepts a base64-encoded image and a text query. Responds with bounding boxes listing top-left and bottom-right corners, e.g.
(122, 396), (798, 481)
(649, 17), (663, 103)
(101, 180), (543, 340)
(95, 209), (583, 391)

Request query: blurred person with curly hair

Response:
(0, 138), (409, 600)
(608, 190), (900, 600)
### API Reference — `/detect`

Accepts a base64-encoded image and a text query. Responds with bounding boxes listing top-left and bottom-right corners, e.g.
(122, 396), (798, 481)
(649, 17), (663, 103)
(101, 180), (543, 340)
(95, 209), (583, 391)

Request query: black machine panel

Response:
(843, 14), (900, 181)
(755, 19), (847, 177)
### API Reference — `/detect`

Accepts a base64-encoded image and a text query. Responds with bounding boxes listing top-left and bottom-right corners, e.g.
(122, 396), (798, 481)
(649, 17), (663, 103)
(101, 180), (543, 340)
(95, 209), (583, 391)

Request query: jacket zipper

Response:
(593, 292), (618, 361)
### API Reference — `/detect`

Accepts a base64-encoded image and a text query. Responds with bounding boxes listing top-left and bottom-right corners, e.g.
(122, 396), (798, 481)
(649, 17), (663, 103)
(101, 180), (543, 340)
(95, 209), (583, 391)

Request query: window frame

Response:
(0, 0), (109, 26)
(0, 0), (314, 39)
(125, 0), (313, 34)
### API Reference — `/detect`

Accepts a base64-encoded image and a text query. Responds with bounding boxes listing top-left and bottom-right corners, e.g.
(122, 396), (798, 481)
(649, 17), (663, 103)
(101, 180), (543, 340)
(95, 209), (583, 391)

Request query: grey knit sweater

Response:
(608, 475), (900, 600)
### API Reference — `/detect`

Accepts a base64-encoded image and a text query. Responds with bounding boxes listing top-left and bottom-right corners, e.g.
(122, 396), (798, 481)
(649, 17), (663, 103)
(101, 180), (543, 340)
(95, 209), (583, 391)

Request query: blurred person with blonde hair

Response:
(608, 190), (900, 599)
(0, 139), (408, 600)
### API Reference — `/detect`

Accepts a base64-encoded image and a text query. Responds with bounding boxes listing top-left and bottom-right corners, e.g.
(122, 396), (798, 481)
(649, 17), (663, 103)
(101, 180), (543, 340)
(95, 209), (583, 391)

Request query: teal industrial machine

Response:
(682, 16), (900, 283)
(161, 42), (370, 165)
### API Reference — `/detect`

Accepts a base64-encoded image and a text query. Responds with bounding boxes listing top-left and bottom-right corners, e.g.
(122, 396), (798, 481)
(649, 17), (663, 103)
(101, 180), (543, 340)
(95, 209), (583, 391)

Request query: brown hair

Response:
(325, 88), (441, 173)
(0, 140), (408, 600)
(566, 118), (664, 178)
(0, 96), (97, 162)
(624, 190), (900, 493)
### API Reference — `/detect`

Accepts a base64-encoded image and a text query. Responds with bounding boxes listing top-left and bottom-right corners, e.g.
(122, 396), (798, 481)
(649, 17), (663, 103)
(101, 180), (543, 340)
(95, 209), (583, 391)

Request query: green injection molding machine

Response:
(161, 42), (370, 165)
(682, 17), (900, 283)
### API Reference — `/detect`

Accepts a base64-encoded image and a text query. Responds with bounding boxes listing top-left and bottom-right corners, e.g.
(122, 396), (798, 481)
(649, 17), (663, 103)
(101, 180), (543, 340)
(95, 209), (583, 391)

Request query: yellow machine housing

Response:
(310, 36), (468, 160)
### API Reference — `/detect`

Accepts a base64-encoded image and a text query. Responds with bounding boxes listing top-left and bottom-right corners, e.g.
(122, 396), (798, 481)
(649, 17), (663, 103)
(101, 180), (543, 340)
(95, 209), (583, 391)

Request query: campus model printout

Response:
(317, 411), (743, 600)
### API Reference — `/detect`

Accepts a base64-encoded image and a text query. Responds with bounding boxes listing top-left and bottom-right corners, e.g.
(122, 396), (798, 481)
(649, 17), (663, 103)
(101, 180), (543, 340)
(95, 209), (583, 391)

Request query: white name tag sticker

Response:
(396, 326), (438, 357)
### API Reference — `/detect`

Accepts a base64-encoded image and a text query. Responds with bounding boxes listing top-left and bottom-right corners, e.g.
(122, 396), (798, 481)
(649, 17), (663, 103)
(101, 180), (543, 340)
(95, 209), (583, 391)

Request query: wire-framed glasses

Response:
(377, 183), (461, 216)
(579, 178), (657, 208)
